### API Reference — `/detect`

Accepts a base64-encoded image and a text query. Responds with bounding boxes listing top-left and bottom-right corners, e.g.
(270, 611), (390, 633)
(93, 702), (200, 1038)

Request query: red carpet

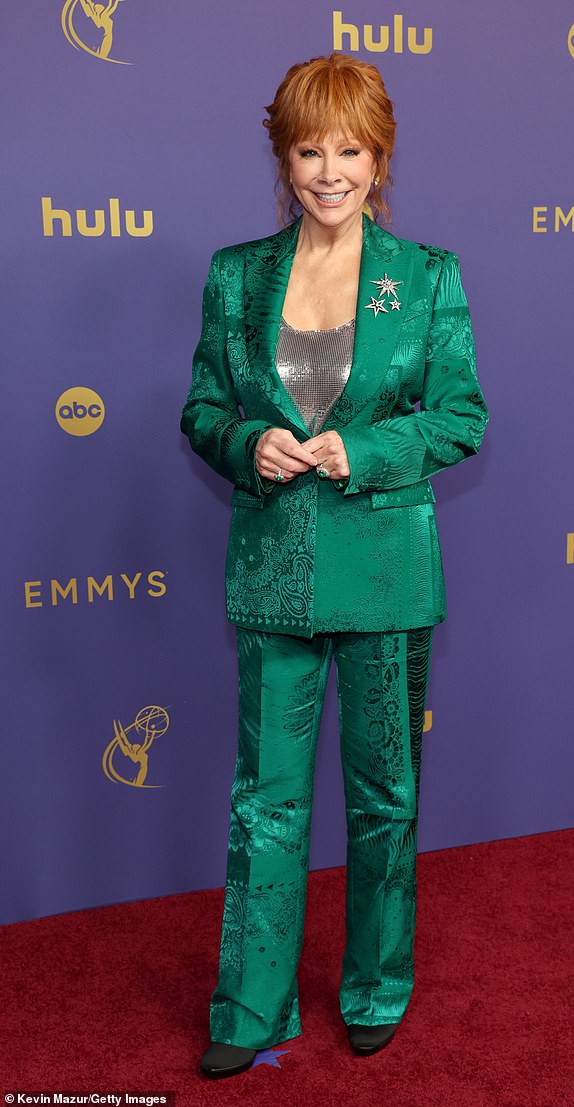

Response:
(2, 830), (572, 1106)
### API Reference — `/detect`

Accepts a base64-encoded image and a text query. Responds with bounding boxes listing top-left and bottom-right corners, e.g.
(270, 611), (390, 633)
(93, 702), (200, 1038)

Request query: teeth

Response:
(316, 192), (346, 203)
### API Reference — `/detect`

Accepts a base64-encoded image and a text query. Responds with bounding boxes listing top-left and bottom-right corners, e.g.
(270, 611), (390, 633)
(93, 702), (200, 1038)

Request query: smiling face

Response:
(288, 134), (376, 233)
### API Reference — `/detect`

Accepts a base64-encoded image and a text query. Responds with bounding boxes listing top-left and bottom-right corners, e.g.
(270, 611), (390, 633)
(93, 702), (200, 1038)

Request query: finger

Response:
(264, 438), (317, 465)
(258, 464), (297, 483)
(303, 440), (331, 458)
(261, 457), (304, 478)
(302, 432), (333, 448)
(256, 450), (298, 479)
(260, 444), (316, 471)
(266, 430), (319, 461)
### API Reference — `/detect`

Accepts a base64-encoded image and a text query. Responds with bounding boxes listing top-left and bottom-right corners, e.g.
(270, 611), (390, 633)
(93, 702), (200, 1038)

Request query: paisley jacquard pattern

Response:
(180, 214), (488, 638)
(209, 625), (433, 1048)
(225, 471), (316, 630)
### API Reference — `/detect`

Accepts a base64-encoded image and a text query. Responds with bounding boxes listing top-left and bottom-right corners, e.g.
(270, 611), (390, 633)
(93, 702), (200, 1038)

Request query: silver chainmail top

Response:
(275, 316), (355, 434)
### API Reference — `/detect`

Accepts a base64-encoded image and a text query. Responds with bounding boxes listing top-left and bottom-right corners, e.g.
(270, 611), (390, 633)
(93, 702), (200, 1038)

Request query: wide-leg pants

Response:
(209, 624), (434, 1049)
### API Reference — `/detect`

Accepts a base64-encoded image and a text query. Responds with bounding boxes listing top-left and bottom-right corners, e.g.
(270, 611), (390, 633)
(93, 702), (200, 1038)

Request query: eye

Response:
(298, 148), (319, 158)
(341, 148), (361, 157)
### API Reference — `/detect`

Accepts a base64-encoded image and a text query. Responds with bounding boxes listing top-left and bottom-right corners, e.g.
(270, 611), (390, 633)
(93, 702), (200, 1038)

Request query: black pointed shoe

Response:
(347, 1022), (399, 1056)
(200, 1041), (257, 1079)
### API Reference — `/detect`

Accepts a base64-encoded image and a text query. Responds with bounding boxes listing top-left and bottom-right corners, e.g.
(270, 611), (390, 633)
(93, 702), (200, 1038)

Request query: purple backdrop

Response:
(1, 1), (573, 925)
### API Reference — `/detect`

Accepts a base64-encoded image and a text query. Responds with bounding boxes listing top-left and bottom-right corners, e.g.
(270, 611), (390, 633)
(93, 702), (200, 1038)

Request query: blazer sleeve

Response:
(180, 250), (276, 496)
(336, 251), (488, 495)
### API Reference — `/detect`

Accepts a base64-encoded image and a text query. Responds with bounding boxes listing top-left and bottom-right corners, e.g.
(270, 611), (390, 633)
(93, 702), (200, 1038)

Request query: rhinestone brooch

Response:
(364, 273), (402, 316)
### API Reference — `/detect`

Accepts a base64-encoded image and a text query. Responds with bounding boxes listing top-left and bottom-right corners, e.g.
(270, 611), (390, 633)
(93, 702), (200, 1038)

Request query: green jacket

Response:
(180, 214), (488, 638)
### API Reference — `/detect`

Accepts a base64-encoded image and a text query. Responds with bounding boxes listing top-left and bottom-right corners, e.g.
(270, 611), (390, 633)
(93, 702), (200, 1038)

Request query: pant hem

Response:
(211, 1027), (303, 1050)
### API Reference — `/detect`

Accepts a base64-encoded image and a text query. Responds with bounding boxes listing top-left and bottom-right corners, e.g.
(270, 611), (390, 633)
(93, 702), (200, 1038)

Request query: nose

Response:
(318, 156), (341, 185)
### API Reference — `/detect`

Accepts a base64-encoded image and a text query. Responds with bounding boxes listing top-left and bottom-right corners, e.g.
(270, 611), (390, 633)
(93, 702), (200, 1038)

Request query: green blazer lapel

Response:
(244, 217), (309, 437)
(243, 213), (415, 437)
(323, 214), (415, 430)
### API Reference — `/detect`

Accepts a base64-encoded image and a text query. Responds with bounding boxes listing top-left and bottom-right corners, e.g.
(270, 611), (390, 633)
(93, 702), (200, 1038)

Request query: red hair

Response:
(263, 53), (396, 225)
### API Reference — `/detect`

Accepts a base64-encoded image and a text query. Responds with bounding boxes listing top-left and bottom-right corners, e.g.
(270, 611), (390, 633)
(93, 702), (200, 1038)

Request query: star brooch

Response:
(364, 272), (402, 316)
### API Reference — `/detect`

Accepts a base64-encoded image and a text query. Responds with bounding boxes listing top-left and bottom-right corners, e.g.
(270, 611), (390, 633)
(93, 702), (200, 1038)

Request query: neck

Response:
(296, 210), (364, 257)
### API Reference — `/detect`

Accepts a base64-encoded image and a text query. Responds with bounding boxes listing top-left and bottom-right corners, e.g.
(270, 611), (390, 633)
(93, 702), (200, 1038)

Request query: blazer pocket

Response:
(399, 304), (429, 327)
(370, 482), (436, 509)
(230, 487), (265, 509)
(401, 307), (427, 325)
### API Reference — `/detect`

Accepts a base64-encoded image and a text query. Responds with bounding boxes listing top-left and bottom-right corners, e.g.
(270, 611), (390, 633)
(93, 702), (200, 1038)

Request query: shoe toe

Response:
(347, 1022), (399, 1055)
(200, 1040), (257, 1078)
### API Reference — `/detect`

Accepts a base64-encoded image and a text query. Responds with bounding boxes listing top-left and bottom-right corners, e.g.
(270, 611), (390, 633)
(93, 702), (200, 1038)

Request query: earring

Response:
(373, 177), (380, 187)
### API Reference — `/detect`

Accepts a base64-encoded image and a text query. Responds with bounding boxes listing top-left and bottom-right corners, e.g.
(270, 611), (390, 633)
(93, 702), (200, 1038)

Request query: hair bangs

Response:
(291, 71), (373, 147)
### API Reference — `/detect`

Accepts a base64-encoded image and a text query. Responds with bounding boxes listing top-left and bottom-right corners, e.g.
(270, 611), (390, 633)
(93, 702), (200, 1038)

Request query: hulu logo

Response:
(333, 11), (432, 54)
(42, 197), (153, 237)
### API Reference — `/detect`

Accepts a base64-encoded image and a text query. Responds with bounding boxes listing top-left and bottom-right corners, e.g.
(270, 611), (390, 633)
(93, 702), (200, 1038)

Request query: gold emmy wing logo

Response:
(56, 387), (105, 435)
(568, 22), (574, 59)
(61, 0), (131, 65)
(103, 705), (170, 788)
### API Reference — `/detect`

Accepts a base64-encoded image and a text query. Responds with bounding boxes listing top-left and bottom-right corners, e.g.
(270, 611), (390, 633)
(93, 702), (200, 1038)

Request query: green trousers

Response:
(210, 625), (434, 1049)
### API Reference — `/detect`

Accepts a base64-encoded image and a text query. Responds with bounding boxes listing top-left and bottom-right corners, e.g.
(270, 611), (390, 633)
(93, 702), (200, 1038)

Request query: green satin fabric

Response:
(210, 624), (434, 1049)
(180, 216), (489, 638)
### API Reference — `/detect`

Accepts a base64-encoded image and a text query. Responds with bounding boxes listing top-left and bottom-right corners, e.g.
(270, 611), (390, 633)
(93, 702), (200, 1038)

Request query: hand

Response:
(256, 428), (318, 483)
(302, 430), (350, 481)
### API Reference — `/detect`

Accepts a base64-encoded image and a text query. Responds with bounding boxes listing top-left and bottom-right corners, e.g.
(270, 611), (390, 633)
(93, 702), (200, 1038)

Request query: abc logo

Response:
(56, 387), (105, 436)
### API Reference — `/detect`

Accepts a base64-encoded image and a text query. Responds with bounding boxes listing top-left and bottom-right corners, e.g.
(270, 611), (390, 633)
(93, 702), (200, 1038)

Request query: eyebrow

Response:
(296, 138), (362, 148)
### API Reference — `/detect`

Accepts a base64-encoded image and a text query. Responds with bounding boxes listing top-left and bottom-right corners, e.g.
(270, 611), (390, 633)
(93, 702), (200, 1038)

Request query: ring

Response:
(274, 468), (284, 482)
(316, 465), (330, 479)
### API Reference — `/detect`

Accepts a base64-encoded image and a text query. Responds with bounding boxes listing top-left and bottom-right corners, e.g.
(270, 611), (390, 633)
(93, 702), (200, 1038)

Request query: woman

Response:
(180, 53), (488, 1079)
